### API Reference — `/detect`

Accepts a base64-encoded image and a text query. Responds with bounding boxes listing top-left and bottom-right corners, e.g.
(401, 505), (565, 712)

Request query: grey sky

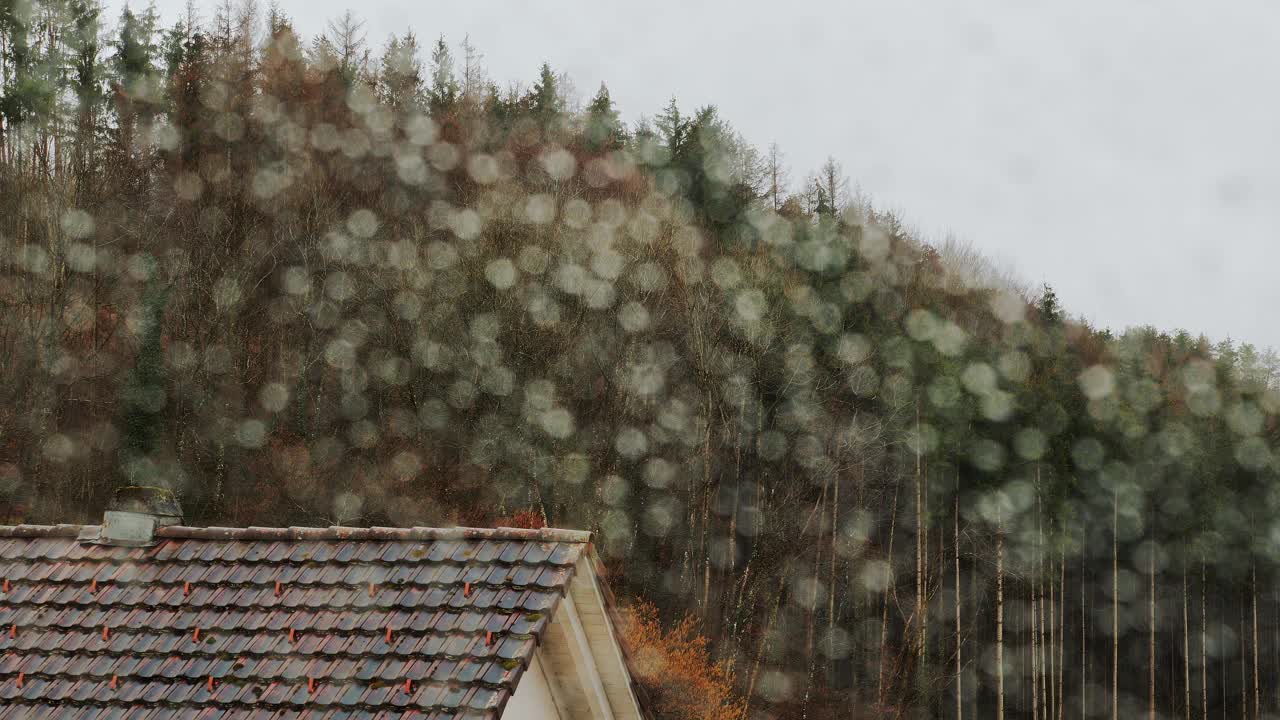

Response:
(127, 0), (1280, 349)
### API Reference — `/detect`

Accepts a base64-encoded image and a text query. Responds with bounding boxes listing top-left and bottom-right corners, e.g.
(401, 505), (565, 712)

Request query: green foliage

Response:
(654, 96), (685, 153)
(584, 82), (625, 151)
(0, 0), (54, 129)
(68, 0), (104, 110)
(483, 81), (518, 129)
(426, 36), (458, 116)
(661, 104), (755, 231)
(524, 61), (561, 125)
(110, 4), (158, 88)
(1036, 282), (1062, 324)
(379, 32), (424, 112)
(160, 20), (190, 79)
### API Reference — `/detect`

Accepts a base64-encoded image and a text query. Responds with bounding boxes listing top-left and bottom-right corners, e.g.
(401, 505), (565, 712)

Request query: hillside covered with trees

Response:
(4, 2), (1280, 718)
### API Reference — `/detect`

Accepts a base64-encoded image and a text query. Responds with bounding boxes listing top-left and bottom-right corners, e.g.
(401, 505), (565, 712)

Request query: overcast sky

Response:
(124, 0), (1280, 349)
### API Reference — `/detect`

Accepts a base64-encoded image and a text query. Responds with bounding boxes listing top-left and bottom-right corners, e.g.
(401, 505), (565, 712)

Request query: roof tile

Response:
(0, 524), (586, 716)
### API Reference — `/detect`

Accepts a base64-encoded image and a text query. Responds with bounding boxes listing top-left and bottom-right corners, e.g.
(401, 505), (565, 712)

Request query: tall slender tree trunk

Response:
(1113, 489), (1119, 720)
(1035, 478), (1046, 720)
(1058, 552), (1066, 720)
(1241, 599), (1247, 720)
(1203, 562), (1209, 720)
(806, 497), (821, 696)
(1033, 581), (1041, 720)
(923, 467), (928, 680)
(1083, 554), (1088, 720)
(1252, 564), (1260, 720)
(1050, 549), (1057, 720)
(915, 401), (926, 667)
(830, 475), (838, 687)
(955, 492), (962, 720)
(879, 480), (900, 709)
(1039, 529), (1049, 719)
(1185, 565), (1192, 720)
(1151, 544), (1157, 720)
(997, 502), (1005, 720)
(700, 393), (713, 613)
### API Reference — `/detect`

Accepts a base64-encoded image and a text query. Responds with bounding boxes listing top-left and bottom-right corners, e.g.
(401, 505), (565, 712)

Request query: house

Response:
(0, 488), (647, 719)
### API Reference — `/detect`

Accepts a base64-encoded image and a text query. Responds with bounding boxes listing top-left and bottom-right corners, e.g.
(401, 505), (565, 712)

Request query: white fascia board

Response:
(557, 589), (617, 720)
(567, 555), (645, 720)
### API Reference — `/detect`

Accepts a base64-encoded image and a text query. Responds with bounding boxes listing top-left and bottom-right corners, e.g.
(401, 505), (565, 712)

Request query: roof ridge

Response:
(0, 524), (592, 543)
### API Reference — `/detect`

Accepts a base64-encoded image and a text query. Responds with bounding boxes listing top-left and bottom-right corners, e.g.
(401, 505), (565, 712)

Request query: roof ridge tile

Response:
(0, 524), (591, 543)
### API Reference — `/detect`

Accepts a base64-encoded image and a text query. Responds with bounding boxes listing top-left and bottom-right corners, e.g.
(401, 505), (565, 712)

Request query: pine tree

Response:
(66, 0), (104, 179)
(109, 1), (161, 158)
(629, 114), (666, 167)
(379, 32), (424, 112)
(584, 82), (624, 151)
(525, 60), (561, 124)
(160, 15), (192, 81)
(26, 0), (71, 172)
(1037, 284), (1063, 325)
(165, 11), (205, 166)
(110, 3), (159, 98)
(654, 96), (685, 154)
(426, 36), (458, 117)
(482, 81), (520, 129)
(257, 5), (302, 113)
(664, 104), (754, 229)
(1, 0), (37, 163)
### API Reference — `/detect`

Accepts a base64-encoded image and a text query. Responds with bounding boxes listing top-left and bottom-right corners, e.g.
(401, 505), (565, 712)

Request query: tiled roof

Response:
(0, 524), (592, 719)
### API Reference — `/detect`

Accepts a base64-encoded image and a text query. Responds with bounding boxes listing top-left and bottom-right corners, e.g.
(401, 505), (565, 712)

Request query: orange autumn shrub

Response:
(617, 602), (746, 720)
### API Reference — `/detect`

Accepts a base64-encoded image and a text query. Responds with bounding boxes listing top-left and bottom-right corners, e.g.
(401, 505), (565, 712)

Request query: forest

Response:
(3, 1), (1280, 718)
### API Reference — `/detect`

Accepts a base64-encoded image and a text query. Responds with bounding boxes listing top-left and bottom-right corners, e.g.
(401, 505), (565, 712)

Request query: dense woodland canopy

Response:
(4, 2), (1280, 718)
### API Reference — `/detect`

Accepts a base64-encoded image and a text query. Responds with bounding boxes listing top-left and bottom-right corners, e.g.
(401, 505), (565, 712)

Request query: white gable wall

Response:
(503, 654), (564, 720)
(523, 555), (646, 720)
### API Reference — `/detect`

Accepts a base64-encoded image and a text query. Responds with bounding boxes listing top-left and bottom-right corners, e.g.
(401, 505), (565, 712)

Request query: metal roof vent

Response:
(84, 486), (183, 547)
